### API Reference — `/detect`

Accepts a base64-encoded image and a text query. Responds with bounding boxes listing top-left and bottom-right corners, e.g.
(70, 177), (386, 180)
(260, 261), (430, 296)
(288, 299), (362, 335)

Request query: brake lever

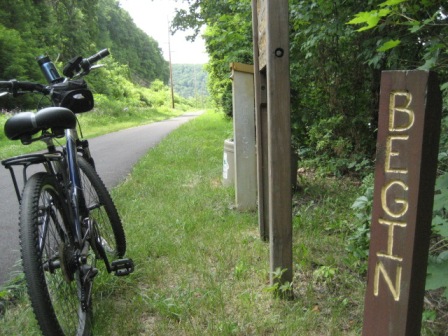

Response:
(72, 64), (105, 79)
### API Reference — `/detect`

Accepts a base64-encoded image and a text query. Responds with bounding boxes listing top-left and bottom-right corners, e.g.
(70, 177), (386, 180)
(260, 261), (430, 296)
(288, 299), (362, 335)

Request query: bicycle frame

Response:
(2, 120), (130, 276)
(65, 128), (86, 245)
(2, 127), (90, 247)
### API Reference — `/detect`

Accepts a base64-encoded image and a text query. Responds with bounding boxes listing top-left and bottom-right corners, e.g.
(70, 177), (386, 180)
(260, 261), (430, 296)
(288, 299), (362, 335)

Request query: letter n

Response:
(373, 260), (402, 301)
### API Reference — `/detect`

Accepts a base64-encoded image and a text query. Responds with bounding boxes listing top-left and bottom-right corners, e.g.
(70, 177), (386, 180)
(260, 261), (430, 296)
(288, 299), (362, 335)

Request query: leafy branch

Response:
(347, 0), (447, 59)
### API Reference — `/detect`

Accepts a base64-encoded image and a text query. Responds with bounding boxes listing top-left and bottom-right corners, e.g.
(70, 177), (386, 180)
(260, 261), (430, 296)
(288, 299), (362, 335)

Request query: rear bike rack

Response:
(2, 152), (64, 203)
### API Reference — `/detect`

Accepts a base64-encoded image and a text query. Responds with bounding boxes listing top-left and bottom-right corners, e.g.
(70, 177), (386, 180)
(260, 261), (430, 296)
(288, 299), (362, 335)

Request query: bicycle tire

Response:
(78, 156), (126, 259)
(20, 172), (92, 336)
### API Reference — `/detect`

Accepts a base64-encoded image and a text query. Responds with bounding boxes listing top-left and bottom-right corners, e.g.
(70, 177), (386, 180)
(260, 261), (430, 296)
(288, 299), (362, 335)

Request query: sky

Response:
(119, 0), (209, 64)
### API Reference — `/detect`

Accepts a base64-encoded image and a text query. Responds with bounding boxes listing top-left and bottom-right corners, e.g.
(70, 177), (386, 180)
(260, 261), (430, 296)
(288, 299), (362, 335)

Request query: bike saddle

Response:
(4, 107), (77, 142)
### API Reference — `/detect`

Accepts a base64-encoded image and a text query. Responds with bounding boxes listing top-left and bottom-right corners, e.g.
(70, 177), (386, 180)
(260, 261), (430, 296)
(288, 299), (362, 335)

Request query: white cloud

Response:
(119, 0), (208, 64)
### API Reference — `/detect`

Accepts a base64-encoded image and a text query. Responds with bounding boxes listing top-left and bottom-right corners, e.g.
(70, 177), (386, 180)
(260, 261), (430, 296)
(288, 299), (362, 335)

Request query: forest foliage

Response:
(170, 0), (448, 308)
(172, 64), (208, 99)
(0, 0), (174, 112)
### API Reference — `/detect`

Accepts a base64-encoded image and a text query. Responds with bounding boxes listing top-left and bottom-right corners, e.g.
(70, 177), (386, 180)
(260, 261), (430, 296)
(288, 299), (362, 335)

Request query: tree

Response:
(172, 64), (208, 99)
(98, 0), (169, 85)
(172, 0), (253, 115)
(348, 0), (447, 71)
(289, 0), (381, 174)
(0, 0), (172, 109)
(47, 0), (100, 58)
(172, 0), (447, 175)
(0, 0), (169, 86)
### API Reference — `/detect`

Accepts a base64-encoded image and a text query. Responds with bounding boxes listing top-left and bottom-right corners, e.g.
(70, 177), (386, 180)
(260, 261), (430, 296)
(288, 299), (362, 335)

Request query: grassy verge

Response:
(1, 110), (369, 335)
(2, 110), (442, 334)
(0, 105), (189, 160)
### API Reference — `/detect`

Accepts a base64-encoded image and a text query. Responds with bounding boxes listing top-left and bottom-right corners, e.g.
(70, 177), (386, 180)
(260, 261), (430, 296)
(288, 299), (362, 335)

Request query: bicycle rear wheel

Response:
(78, 156), (126, 259)
(20, 172), (91, 336)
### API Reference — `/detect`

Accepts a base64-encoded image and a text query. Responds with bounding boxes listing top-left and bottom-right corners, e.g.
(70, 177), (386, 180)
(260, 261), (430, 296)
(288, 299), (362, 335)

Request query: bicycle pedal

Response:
(111, 258), (134, 276)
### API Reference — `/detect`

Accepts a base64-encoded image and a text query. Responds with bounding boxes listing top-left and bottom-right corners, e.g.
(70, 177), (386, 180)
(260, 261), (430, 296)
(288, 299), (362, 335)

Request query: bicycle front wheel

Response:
(78, 156), (126, 259)
(20, 172), (91, 336)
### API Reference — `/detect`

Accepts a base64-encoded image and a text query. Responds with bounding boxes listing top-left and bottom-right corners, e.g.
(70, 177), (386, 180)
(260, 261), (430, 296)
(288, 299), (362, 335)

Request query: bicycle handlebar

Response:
(63, 49), (110, 78)
(0, 49), (110, 97)
(0, 80), (49, 96)
(81, 49), (110, 70)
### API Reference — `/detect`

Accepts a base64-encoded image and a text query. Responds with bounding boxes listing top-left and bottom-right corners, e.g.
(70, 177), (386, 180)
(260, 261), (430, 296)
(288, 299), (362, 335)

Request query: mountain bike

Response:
(0, 49), (134, 335)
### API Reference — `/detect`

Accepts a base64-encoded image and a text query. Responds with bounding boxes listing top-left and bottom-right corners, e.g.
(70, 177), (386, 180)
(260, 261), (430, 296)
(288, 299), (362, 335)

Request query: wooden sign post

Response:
(252, 0), (293, 288)
(251, 0), (269, 241)
(363, 71), (442, 335)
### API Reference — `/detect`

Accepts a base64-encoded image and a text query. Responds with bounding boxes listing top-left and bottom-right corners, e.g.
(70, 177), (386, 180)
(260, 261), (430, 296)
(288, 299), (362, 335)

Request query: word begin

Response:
(374, 91), (414, 301)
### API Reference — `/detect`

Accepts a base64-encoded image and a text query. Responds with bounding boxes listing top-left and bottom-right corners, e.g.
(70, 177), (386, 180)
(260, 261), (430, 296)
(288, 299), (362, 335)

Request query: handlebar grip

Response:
(17, 81), (42, 91)
(0, 81), (13, 90)
(84, 49), (110, 66)
(0, 80), (48, 94)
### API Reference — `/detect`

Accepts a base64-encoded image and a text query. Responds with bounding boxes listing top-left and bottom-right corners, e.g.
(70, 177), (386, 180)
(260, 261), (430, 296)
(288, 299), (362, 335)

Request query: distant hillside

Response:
(172, 64), (209, 99)
(0, 0), (169, 87)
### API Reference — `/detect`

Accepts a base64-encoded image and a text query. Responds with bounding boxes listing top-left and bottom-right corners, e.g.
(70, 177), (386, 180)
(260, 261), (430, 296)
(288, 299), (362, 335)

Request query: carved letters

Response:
(363, 71), (442, 335)
(373, 91), (414, 301)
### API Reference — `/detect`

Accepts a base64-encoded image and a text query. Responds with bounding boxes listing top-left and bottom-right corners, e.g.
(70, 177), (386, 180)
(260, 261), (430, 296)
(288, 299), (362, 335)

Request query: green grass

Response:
(2, 109), (445, 335)
(1, 110), (372, 335)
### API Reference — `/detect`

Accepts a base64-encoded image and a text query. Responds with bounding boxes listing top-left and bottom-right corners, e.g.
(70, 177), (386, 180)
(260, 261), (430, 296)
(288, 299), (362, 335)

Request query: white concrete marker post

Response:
(230, 62), (257, 211)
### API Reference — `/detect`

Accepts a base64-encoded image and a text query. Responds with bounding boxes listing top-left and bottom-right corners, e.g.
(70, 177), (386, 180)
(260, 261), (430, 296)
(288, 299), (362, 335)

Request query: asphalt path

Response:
(0, 111), (202, 285)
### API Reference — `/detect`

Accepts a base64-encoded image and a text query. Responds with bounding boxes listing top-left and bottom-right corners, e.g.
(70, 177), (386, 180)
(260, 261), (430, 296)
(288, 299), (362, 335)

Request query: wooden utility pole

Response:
(168, 19), (175, 109)
(252, 0), (293, 288)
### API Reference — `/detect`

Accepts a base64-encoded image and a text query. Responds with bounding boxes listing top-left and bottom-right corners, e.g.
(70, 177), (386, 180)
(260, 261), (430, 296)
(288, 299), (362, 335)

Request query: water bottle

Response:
(37, 56), (63, 84)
